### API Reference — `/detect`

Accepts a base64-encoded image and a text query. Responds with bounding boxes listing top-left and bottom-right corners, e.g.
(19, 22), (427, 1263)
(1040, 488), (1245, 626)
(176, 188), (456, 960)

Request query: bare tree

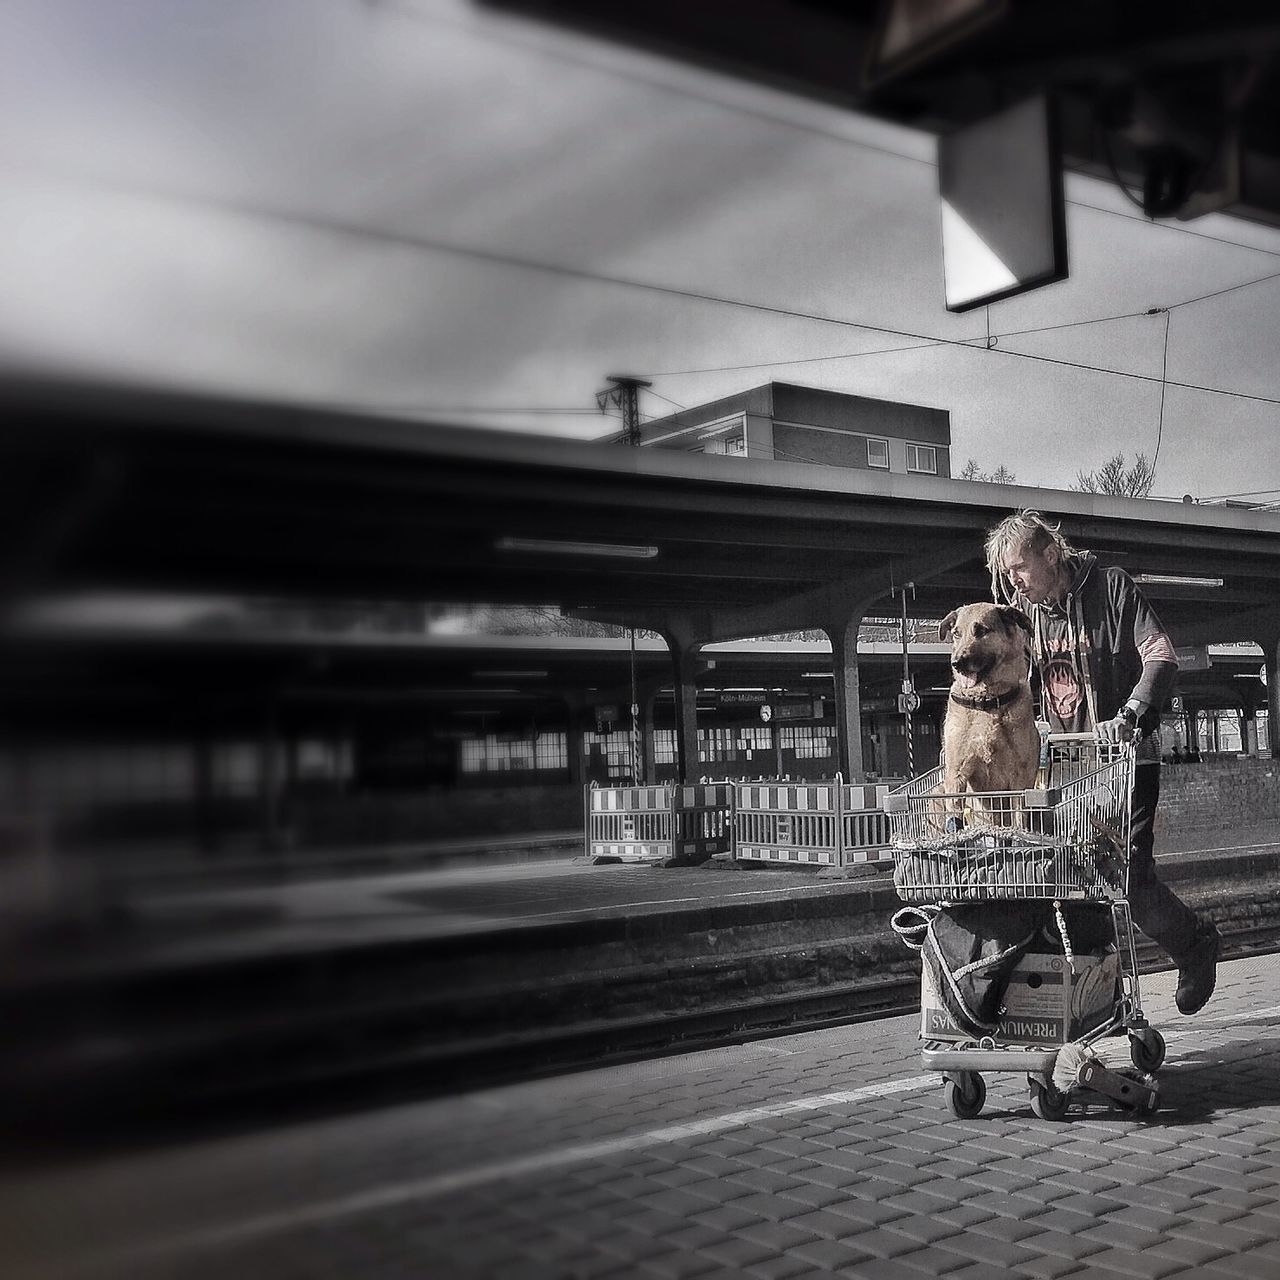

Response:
(958, 458), (1017, 484)
(1071, 452), (1156, 498)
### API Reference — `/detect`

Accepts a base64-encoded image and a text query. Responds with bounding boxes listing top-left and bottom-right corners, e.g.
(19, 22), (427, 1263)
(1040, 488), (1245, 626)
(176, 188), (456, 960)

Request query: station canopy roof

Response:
(3, 376), (1280, 652)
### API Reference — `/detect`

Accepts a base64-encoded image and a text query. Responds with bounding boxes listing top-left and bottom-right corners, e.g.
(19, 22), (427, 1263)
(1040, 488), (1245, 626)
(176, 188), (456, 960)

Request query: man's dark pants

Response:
(1128, 761), (1201, 960)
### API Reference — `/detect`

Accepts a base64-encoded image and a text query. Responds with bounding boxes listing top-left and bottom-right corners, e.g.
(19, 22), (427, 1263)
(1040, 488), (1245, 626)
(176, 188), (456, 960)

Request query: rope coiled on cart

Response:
(891, 822), (1058, 853)
(1050, 899), (1075, 974)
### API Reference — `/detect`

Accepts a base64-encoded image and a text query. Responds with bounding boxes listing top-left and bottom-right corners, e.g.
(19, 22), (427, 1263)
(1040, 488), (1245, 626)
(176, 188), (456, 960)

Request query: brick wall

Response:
(1154, 757), (1280, 836)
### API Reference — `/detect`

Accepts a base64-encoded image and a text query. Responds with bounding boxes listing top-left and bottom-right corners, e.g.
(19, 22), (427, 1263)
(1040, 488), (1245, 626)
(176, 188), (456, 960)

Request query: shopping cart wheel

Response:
(1030, 1079), (1070, 1121)
(943, 1071), (985, 1119)
(1129, 1028), (1166, 1073)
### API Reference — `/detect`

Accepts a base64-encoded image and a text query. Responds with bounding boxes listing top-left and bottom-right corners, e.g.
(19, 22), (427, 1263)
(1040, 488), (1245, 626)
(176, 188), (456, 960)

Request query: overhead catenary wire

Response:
(326, 404), (612, 415)
(387, 0), (1280, 267)
(1201, 487), (1280, 501)
(19, 163), (1280, 412)
(639, 310), (1152, 379)
(640, 339), (944, 379)
(1164, 267), (1280, 311)
(383, 0), (932, 170)
(1151, 309), (1171, 480)
(644, 388), (689, 412)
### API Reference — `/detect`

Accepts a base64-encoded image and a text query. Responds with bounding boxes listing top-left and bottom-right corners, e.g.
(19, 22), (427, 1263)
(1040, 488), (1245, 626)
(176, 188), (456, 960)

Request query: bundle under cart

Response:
(885, 734), (1165, 1120)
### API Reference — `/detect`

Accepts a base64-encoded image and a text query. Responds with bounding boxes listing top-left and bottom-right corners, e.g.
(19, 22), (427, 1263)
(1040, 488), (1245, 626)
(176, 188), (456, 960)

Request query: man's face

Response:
(1001, 539), (1062, 605)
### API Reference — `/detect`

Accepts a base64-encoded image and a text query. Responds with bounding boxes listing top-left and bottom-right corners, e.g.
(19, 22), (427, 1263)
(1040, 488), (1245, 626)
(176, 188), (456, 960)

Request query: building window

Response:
(697, 433), (747, 457)
(462, 732), (567, 774)
(584, 730), (634, 779)
(535, 732), (568, 771)
(653, 730), (678, 764)
(697, 727), (736, 763)
(906, 443), (937, 474)
(780, 725), (834, 758)
(867, 438), (890, 469)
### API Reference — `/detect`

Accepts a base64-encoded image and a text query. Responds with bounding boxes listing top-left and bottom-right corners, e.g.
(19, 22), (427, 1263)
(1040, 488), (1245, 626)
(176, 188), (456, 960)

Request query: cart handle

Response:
(1048, 731), (1133, 745)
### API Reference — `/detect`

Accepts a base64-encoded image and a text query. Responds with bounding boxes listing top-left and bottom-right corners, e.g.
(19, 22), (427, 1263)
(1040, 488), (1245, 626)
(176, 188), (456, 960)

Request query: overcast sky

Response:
(2, 0), (1278, 502)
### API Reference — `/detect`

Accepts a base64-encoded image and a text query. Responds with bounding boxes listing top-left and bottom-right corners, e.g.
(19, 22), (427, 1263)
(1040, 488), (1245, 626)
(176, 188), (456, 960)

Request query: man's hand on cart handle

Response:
(1096, 705), (1138, 744)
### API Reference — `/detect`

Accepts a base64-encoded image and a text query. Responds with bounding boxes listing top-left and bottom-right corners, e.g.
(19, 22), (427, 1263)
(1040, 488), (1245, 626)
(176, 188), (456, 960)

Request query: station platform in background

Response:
(9, 821), (1280, 986)
(6, 953), (1280, 1279)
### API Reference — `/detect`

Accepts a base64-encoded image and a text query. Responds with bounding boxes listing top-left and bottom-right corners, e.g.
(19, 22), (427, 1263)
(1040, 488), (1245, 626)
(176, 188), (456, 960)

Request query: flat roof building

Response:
(628, 381), (951, 478)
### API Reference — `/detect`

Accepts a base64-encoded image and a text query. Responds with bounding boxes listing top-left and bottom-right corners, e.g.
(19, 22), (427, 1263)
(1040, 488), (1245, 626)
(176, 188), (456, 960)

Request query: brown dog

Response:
(938, 602), (1040, 824)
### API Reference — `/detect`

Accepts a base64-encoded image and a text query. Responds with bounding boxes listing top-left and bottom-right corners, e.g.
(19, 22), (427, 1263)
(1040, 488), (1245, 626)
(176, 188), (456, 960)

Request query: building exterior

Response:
(630, 381), (952, 478)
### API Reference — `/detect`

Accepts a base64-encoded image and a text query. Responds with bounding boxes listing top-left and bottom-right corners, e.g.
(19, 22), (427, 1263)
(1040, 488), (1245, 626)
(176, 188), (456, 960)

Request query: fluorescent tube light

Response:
(1134, 574), (1223, 588)
(497, 537), (658, 559)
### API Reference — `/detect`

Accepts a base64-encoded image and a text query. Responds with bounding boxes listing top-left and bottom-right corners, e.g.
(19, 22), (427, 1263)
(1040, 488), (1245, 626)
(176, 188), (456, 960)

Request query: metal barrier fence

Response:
(585, 782), (734, 863)
(734, 779), (842, 866)
(840, 782), (895, 867)
(586, 778), (898, 867)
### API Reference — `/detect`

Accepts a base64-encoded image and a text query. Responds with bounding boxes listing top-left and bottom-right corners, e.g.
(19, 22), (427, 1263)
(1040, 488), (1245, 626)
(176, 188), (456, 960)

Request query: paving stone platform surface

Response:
(5, 954), (1280, 1279)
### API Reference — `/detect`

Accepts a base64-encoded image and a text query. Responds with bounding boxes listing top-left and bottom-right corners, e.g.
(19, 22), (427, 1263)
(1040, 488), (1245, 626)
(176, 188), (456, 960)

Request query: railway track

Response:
(387, 918), (1280, 1098)
(200, 916), (1280, 1117)
(9, 913), (1280, 1154)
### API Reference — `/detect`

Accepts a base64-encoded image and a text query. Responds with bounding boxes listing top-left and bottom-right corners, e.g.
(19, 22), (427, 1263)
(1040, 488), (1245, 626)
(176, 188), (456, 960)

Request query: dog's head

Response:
(938, 603), (1033, 690)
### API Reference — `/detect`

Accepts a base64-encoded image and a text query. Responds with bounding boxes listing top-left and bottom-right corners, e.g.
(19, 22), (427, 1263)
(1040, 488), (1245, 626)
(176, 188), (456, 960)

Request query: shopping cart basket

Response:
(885, 735), (1165, 1119)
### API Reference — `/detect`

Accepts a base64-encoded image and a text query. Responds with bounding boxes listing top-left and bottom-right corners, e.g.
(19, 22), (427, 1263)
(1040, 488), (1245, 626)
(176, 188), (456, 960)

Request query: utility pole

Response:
(596, 375), (652, 446)
(897, 583), (918, 779)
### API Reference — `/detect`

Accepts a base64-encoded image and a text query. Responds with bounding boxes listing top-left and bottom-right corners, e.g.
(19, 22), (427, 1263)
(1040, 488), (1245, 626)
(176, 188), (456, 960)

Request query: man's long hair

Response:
(984, 509), (1077, 603)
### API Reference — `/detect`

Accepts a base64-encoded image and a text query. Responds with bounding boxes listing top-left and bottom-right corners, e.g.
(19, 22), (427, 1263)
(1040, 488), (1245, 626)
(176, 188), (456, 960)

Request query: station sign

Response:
(717, 691), (768, 707)
(1174, 646), (1210, 672)
(773, 702), (813, 722)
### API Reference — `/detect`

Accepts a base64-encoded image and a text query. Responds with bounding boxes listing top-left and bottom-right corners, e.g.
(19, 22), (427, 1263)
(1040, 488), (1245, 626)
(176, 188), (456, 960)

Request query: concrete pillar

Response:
(1266, 641), (1280, 760)
(565, 700), (585, 788)
(824, 611), (865, 782)
(1243, 707), (1260, 757)
(1182, 705), (1200, 762)
(665, 638), (703, 785)
(643, 693), (657, 783)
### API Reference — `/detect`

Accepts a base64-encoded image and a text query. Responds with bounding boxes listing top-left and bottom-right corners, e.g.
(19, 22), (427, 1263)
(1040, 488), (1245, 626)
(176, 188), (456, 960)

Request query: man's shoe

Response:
(1175, 924), (1221, 1015)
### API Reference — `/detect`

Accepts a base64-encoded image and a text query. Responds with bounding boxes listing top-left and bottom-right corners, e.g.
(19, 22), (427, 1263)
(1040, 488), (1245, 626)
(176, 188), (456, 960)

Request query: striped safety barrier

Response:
(839, 782), (894, 866)
(585, 782), (733, 863)
(733, 779), (841, 866)
(672, 782), (735, 861)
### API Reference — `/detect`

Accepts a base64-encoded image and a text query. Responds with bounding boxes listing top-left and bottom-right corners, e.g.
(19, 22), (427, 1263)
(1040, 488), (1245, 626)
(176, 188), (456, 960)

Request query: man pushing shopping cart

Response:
(887, 510), (1220, 1120)
(986, 509), (1220, 1016)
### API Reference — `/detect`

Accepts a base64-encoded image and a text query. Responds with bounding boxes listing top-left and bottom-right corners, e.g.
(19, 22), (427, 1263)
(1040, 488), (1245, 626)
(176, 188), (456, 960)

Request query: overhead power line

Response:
(1151, 308), (1171, 480)
(26, 166), (1280, 412)
(640, 309), (1153, 378)
(329, 403), (610, 416)
(1165, 267), (1280, 311)
(389, 0), (1280, 266)
(644, 388), (689, 412)
(641, 339), (944, 378)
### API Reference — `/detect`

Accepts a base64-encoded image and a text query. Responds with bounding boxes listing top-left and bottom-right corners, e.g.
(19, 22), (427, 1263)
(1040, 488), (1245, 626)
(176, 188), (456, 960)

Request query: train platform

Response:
(5, 952), (1280, 1279)
(3, 821), (1279, 1152)
(17, 821), (1280, 982)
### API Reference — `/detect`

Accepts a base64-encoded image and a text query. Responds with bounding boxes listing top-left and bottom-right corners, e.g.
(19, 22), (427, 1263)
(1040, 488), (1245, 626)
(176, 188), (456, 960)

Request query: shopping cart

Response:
(885, 734), (1165, 1120)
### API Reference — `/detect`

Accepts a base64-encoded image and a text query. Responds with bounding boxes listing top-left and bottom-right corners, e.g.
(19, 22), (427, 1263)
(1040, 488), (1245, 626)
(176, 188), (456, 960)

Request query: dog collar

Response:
(949, 686), (1025, 712)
